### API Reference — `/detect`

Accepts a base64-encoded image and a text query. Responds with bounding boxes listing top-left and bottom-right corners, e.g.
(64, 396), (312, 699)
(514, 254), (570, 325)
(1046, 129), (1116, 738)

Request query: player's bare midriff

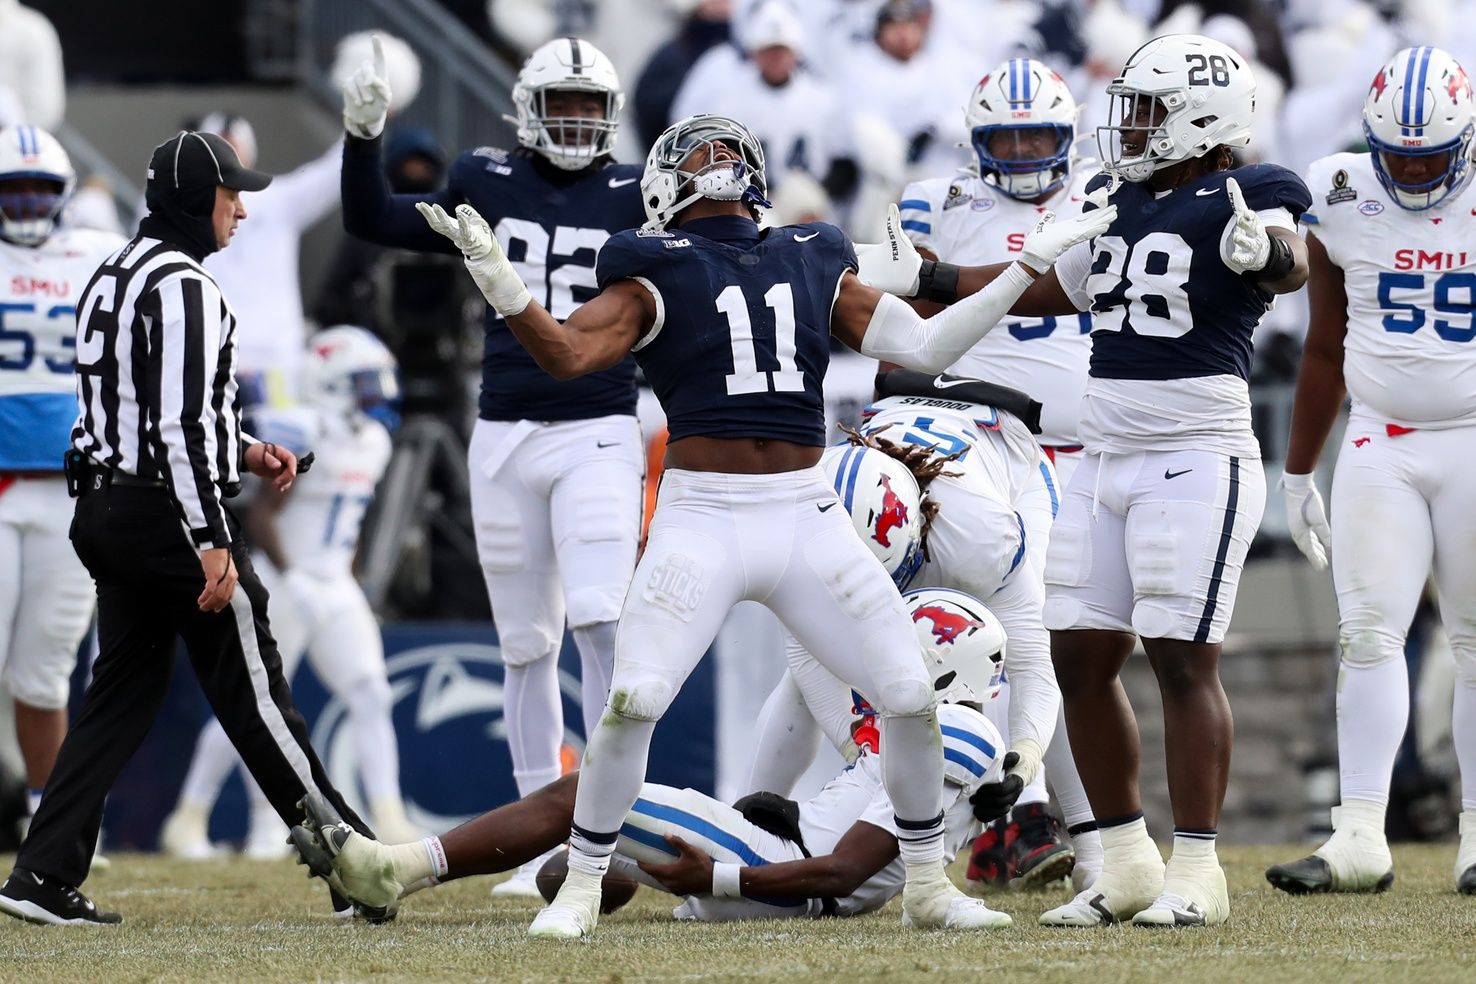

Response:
(664, 435), (822, 474)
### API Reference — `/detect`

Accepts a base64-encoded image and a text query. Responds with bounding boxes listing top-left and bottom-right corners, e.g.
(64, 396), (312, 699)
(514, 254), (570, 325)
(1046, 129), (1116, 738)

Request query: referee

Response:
(0, 131), (374, 926)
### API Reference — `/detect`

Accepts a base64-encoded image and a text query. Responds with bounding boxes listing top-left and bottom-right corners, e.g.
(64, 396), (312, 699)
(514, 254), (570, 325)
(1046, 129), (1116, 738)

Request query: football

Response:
(533, 849), (640, 914)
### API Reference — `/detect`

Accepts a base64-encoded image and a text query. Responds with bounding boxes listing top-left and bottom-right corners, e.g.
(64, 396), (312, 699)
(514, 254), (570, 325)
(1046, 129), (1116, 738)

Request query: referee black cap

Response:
(146, 130), (272, 195)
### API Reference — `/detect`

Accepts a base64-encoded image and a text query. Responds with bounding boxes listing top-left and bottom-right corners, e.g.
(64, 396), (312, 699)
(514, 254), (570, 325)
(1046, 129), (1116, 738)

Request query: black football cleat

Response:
(0, 868), (122, 926)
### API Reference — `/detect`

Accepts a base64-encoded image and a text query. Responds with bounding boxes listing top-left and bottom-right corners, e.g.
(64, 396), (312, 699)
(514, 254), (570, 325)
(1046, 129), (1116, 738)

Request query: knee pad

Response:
(498, 625), (561, 669)
(870, 649), (936, 718)
(1339, 628), (1405, 670)
(605, 668), (678, 723)
(565, 586), (626, 630)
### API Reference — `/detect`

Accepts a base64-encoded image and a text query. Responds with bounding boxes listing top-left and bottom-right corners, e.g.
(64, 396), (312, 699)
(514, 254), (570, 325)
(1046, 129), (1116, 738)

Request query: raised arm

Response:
(418, 202), (650, 377)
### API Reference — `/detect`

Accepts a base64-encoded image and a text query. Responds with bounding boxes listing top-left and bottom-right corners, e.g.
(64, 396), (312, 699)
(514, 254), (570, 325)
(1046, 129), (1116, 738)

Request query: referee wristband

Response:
(712, 862), (743, 898)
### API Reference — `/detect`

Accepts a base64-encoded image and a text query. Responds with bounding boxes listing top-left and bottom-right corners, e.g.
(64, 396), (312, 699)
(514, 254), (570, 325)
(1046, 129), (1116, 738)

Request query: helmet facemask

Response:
(641, 116), (772, 230)
(1097, 88), (1180, 183)
(971, 124), (1074, 200)
(1362, 48), (1476, 211)
(520, 84), (620, 171)
(0, 176), (70, 246)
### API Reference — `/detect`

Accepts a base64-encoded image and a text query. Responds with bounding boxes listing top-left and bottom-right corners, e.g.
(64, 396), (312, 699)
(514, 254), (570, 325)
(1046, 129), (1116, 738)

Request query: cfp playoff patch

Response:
(1325, 168), (1357, 206)
(942, 183), (973, 210)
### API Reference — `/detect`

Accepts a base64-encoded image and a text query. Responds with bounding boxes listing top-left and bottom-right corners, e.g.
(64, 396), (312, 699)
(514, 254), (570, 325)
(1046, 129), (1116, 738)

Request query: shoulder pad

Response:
(595, 229), (662, 290)
(1228, 163), (1313, 218)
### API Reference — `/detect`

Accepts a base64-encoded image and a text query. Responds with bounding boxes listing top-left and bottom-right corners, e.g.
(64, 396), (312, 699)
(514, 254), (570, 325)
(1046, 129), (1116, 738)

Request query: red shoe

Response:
(1006, 802), (1075, 889)
(965, 818), (1010, 890)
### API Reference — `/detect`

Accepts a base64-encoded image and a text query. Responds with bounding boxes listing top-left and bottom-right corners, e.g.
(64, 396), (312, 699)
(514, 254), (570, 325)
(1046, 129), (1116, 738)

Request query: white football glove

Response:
(416, 201), (532, 317)
(1018, 192), (1117, 275)
(1279, 472), (1331, 571)
(854, 203), (923, 296)
(342, 34), (392, 140)
(1220, 177), (1272, 274)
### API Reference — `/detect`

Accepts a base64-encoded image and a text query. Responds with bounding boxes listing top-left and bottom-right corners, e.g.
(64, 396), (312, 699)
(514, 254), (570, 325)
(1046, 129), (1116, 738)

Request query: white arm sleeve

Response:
(858, 263), (1036, 372)
(983, 559), (1060, 762)
(1054, 240), (1095, 312)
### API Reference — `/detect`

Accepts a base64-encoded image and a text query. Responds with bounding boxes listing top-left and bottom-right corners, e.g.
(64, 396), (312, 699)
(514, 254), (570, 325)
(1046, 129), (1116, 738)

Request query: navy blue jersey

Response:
(1072, 163), (1312, 381)
(595, 215), (857, 446)
(341, 136), (647, 422)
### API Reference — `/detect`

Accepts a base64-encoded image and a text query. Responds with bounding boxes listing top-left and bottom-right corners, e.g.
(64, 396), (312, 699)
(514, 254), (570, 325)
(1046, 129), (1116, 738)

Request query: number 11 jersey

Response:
(595, 215), (856, 446)
(1055, 164), (1312, 456)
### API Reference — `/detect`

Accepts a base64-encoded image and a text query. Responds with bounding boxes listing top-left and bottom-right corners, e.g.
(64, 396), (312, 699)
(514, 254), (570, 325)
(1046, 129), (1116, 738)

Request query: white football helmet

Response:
(937, 702), (1005, 795)
(821, 445), (925, 590)
(1096, 34), (1255, 183)
(302, 326), (400, 429)
(966, 57), (1077, 200)
(508, 37), (623, 171)
(903, 587), (1006, 705)
(640, 114), (772, 231)
(0, 125), (76, 246)
(1363, 46), (1476, 211)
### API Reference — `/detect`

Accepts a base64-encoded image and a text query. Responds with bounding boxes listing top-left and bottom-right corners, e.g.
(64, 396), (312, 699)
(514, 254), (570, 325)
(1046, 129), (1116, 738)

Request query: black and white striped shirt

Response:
(71, 235), (254, 549)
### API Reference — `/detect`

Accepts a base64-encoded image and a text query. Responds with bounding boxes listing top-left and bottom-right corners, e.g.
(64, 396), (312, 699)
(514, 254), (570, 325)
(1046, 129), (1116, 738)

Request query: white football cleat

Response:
(160, 805), (222, 861)
(291, 794), (404, 916)
(492, 848), (559, 900)
(1132, 858), (1229, 927)
(1456, 811), (1476, 895)
(528, 867), (603, 940)
(901, 867), (1013, 929)
(1266, 810), (1393, 894)
(1040, 857), (1165, 927)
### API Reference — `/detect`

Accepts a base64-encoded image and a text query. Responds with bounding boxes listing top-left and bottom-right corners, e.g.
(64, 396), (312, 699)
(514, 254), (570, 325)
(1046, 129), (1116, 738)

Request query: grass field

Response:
(3, 845), (1474, 983)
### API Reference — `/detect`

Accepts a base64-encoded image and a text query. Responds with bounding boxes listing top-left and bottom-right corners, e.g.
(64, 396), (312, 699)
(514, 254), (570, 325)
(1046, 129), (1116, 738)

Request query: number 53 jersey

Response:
(1055, 164), (1312, 456)
(1304, 152), (1476, 428)
(0, 227), (126, 470)
(595, 217), (856, 446)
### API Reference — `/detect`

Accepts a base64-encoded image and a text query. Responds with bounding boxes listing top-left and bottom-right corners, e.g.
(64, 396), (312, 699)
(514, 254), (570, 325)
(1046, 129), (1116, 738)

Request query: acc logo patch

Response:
(970, 197), (995, 212)
(1357, 199), (1385, 215)
(1325, 168), (1357, 205)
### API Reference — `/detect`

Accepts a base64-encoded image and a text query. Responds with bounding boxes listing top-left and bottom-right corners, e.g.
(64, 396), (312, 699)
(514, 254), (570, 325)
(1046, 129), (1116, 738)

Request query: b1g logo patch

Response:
(1358, 199), (1385, 215)
(1325, 168), (1357, 205)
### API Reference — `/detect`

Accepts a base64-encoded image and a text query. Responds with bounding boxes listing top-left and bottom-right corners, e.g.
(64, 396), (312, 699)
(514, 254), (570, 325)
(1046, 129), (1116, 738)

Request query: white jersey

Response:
(899, 170), (1097, 446)
(1304, 152), (1476, 427)
(0, 227), (125, 470)
(861, 395), (1041, 501)
(254, 405), (392, 577)
(798, 751), (986, 917)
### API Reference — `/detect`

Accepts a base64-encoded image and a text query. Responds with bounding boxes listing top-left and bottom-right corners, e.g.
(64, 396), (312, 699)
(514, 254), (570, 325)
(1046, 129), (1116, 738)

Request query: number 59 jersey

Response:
(0, 228), (126, 470)
(1304, 152), (1476, 427)
(595, 217), (856, 446)
(1056, 164), (1312, 455)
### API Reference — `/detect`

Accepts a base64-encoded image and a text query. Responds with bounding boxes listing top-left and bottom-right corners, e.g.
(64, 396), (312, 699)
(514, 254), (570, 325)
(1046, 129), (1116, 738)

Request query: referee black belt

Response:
(111, 472), (168, 489)
(64, 450), (167, 497)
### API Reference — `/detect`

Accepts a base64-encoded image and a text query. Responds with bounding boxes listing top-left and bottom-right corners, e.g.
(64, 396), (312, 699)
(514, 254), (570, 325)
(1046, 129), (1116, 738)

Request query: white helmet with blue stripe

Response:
(938, 703), (1004, 795)
(1363, 46), (1476, 211)
(0, 125), (76, 246)
(903, 586), (1006, 705)
(820, 444), (924, 590)
(965, 58), (1077, 201)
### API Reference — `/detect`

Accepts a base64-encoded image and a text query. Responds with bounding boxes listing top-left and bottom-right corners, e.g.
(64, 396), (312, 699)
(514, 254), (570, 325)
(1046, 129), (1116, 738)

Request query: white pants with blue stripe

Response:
(611, 782), (821, 920)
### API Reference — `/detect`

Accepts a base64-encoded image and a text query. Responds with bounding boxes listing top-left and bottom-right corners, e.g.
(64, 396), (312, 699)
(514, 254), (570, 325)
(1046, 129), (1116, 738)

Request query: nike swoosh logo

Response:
(793, 231), (820, 242)
(608, 177), (638, 188)
(596, 441), (620, 448)
(817, 502), (836, 512)
(1195, 188), (1220, 196)
(1164, 468), (1193, 480)
(29, 872), (43, 885)
(933, 377), (973, 389)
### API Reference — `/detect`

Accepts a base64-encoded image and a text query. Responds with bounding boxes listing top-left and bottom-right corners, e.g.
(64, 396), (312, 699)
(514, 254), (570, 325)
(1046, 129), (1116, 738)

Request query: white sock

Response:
(572, 621), (617, 742)
(1100, 816), (1156, 865)
(343, 676), (402, 805)
(568, 710), (656, 875)
(1044, 704), (1094, 828)
(1171, 829), (1218, 862)
(1335, 797), (1387, 834)
(1335, 657), (1409, 806)
(504, 658), (564, 798)
(178, 718), (241, 811)
(388, 836), (446, 885)
(1452, 674), (1476, 812)
(1069, 824), (1103, 870)
(879, 712), (945, 866)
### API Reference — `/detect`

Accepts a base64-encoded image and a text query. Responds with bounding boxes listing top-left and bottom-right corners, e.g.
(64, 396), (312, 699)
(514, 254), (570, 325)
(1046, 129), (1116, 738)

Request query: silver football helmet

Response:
(640, 114), (771, 230)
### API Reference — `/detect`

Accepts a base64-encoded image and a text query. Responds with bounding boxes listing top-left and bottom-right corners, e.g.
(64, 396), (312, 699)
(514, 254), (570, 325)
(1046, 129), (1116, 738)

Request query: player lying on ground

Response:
(292, 694), (1004, 922)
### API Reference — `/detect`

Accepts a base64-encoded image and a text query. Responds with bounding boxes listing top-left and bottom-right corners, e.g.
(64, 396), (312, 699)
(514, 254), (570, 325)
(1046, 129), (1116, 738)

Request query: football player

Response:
(338, 36), (647, 897)
(160, 328), (415, 858)
(0, 126), (125, 841)
(414, 112), (1113, 937)
(1266, 46), (1476, 897)
(291, 629), (1008, 923)
(860, 34), (1312, 927)
(895, 59), (1102, 890)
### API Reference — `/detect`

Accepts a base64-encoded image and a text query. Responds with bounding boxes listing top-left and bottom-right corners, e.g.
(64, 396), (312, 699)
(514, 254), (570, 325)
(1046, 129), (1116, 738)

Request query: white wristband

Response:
(712, 862), (743, 898)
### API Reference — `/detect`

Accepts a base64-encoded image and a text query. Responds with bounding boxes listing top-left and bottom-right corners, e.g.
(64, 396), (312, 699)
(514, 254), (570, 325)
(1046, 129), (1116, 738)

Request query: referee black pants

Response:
(17, 484), (373, 887)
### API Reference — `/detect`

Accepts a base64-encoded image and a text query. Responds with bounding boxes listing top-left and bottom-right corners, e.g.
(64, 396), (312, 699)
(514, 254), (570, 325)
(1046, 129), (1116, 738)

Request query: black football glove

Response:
(968, 751), (1023, 823)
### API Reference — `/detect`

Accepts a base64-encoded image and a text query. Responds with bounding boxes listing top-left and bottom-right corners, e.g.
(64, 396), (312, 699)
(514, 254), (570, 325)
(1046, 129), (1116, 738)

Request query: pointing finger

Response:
(1225, 177), (1245, 213)
(371, 34), (386, 81)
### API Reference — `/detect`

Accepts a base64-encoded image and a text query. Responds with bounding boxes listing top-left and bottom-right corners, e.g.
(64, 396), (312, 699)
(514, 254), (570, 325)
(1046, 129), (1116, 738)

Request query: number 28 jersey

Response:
(595, 215), (856, 446)
(1304, 152), (1476, 427)
(1055, 164), (1312, 455)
